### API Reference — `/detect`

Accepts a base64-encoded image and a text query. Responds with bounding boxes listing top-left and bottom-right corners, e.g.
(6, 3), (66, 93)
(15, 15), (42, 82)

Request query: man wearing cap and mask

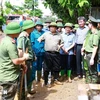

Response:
(30, 20), (45, 83)
(17, 20), (36, 95)
(0, 22), (29, 100)
(81, 16), (100, 83)
(38, 22), (64, 87)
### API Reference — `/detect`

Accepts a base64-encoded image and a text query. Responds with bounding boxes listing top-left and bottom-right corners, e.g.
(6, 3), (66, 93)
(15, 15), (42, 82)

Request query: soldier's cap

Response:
(56, 19), (63, 23)
(22, 20), (35, 31)
(48, 22), (57, 28)
(35, 20), (43, 27)
(74, 24), (79, 30)
(57, 22), (63, 28)
(4, 22), (20, 34)
(97, 19), (100, 23)
(74, 24), (79, 28)
(89, 16), (99, 23)
(45, 19), (51, 23)
(64, 23), (73, 28)
(86, 21), (89, 25)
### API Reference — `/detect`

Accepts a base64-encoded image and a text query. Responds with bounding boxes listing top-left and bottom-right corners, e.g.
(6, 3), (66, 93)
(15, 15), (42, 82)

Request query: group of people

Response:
(0, 15), (100, 100)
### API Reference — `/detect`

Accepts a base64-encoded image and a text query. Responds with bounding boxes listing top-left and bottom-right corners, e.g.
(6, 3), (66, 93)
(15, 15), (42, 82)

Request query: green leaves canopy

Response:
(45, 0), (100, 23)
(4, 0), (43, 17)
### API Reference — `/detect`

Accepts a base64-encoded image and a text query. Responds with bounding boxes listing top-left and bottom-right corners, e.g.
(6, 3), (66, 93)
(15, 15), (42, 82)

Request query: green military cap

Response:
(57, 22), (63, 28)
(97, 19), (100, 23)
(35, 20), (43, 27)
(74, 24), (79, 30)
(56, 19), (63, 23)
(45, 19), (51, 23)
(22, 20), (35, 31)
(4, 22), (20, 34)
(89, 16), (98, 23)
(49, 22), (57, 28)
(86, 21), (89, 25)
(74, 24), (79, 28)
(64, 23), (73, 28)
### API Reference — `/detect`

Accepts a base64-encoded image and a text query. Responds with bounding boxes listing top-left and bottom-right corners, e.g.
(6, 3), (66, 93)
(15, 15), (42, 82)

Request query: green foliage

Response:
(77, 0), (89, 7)
(45, 0), (99, 23)
(0, 16), (6, 25)
(5, 1), (24, 15)
(24, 0), (43, 17)
(3, 0), (42, 17)
(30, 9), (43, 17)
(5, 8), (11, 14)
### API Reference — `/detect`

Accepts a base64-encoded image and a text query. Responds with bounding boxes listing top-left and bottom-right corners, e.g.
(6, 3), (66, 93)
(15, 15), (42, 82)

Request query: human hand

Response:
(65, 48), (69, 54)
(35, 56), (37, 61)
(21, 64), (27, 73)
(37, 38), (41, 43)
(81, 48), (85, 56)
(19, 32), (28, 37)
(23, 53), (29, 60)
(90, 58), (94, 65)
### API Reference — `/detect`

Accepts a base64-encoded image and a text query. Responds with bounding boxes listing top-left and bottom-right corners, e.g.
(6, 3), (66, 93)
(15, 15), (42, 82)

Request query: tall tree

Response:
(4, 0), (43, 17)
(24, 0), (43, 17)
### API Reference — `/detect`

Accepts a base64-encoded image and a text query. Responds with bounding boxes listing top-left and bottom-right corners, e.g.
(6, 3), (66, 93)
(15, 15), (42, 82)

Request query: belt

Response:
(76, 44), (83, 46)
(47, 51), (59, 54)
(85, 51), (92, 54)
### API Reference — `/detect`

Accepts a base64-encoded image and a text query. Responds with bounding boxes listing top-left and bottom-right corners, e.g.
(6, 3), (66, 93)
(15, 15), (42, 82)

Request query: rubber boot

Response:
(37, 71), (41, 82)
(28, 81), (36, 94)
(67, 70), (72, 83)
(61, 70), (65, 76)
(59, 70), (65, 81)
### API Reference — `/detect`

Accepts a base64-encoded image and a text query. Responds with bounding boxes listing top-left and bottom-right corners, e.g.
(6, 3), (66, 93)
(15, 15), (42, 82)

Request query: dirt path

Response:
(29, 79), (85, 100)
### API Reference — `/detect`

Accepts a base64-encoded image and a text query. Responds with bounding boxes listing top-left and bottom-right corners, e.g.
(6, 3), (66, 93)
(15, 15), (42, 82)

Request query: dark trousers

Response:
(0, 80), (18, 100)
(20, 60), (32, 100)
(72, 55), (77, 75)
(76, 44), (84, 75)
(26, 60), (32, 87)
(43, 51), (61, 84)
(60, 55), (73, 71)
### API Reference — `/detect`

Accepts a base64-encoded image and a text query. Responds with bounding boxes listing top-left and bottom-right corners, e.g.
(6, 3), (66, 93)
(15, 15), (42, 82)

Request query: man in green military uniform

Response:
(17, 20), (36, 95)
(81, 16), (99, 83)
(0, 22), (28, 100)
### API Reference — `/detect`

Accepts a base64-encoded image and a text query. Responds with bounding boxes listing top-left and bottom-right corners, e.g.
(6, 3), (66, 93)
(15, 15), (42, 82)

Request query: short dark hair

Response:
(90, 22), (98, 28)
(78, 16), (86, 22)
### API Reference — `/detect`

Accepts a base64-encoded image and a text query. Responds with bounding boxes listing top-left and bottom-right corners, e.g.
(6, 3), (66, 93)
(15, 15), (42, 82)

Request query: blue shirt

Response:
(42, 27), (50, 32)
(30, 29), (45, 56)
(60, 32), (75, 55)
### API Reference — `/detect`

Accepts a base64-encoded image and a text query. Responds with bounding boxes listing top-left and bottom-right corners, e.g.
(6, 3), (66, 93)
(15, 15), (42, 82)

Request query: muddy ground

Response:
(29, 78), (85, 100)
